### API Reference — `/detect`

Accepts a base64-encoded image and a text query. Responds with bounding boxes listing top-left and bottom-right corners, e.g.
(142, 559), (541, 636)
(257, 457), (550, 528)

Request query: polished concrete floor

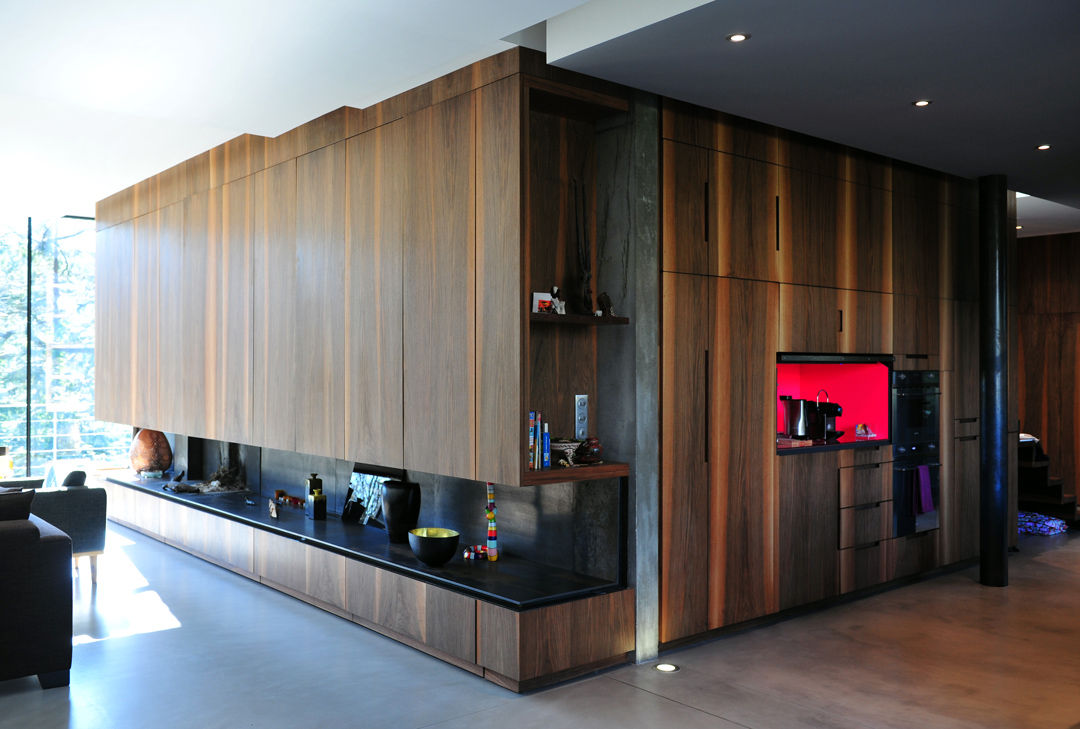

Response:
(2, 525), (1079, 729)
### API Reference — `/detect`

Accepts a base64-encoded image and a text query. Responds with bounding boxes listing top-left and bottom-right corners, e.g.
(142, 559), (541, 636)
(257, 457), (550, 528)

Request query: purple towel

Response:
(915, 465), (934, 514)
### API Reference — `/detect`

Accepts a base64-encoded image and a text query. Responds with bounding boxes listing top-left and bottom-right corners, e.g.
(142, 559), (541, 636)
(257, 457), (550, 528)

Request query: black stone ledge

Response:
(105, 474), (621, 611)
(777, 436), (892, 456)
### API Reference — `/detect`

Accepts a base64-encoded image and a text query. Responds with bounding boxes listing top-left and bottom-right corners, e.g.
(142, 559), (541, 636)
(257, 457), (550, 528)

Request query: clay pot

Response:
(130, 429), (173, 473)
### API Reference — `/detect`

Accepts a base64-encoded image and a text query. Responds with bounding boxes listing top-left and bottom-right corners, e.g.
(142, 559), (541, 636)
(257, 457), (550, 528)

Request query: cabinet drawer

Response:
(839, 541), (888, 593)
(954, 417), (979, 438)
(838, 463), (890, 507)
(839, 500), (892, 548)
(888, 531), (939, 579)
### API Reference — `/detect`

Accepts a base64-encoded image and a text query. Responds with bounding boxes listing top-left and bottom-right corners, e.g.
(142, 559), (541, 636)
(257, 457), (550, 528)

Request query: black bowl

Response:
(408, 527), (460, 567)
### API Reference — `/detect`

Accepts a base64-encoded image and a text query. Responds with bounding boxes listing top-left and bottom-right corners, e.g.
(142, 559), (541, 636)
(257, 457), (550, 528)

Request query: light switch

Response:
(574, 394), (588, 440)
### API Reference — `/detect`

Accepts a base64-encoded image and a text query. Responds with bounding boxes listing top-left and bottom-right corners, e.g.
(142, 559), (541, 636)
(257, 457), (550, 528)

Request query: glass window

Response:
(0, 216), (129, 479)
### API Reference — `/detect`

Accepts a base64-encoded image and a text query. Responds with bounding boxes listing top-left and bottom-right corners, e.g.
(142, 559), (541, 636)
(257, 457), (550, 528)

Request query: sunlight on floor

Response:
(71, 528), (181, 645)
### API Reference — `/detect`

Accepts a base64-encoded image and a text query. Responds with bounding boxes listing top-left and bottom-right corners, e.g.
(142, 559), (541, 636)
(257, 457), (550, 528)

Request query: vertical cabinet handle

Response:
(838, 309), (844, 332)
(775, 195), (780, 251)
(704, 348), (710, 463)
(704, 181), (710, 243)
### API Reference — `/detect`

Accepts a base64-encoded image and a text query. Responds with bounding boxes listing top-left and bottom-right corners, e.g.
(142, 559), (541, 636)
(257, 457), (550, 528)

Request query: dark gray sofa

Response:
(0, 514), (73, 688)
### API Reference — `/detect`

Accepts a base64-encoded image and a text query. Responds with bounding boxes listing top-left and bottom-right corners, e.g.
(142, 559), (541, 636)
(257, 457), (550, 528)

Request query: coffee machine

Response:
(780, 391), (842, 441)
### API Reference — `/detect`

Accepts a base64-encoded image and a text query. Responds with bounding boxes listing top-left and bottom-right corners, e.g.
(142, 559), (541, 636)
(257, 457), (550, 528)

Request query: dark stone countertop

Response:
(105, 474), (621, 611)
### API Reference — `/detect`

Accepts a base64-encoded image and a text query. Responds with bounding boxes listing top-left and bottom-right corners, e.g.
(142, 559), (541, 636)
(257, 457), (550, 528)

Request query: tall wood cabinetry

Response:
(661, 273), (778, 642)
(660, 99), (986, 646)
(95, 52), (634, 489)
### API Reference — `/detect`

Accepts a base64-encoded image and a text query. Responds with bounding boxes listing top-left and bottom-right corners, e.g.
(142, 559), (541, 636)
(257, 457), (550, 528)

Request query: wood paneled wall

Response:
(659, 97), (985, 645)
(1017, 231), (1080, 498)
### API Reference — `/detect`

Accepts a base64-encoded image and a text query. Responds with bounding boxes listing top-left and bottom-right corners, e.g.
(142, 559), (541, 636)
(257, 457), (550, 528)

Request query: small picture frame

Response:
(532, 292), (554, 314)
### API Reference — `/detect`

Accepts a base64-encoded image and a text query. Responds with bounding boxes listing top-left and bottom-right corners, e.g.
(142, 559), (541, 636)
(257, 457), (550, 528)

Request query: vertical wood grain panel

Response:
(94, 220), (135, 425)
(661, 140), (710, 275)
(475, 76), (523, 485)
(156, 202), (184, 431)
(477, 601), (520, 678)
(132, 212), (159, 429)
(777, 161), (842, 288)
(710, 277), (779, 626)
(403, 93), (476, 479)
(425, 586), (476, 662)
(219, 176), (254, 443)
(838, 173), (892, 293)
(660, 272), (710, 642)
(778, 451), (840, 610)
(713, 150), (779, 281)
(295, 142), (346, 458)
(181, 186), (222, 439)
(253, 159), (297, 452)
(345, 120), (405, 467)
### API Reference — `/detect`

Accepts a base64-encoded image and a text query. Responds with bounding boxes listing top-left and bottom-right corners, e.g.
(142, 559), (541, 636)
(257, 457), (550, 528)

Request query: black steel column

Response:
(979, 175), (1008, 587)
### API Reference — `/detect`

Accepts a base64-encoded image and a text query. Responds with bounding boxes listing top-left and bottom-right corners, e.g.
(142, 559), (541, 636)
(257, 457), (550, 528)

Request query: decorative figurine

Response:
(268, 499), (279, 519)
(485, 482), (498, 562)
(597, 291), (615, 317)
(576, 436), (604, 465)
(550, 286), (566, 315)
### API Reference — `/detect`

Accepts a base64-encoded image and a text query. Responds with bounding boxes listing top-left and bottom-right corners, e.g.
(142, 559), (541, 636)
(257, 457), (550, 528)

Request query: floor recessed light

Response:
(912, 99), (932, 107)
(1037, 144), (1051, 150)
(655, 663), (680, 673)
(726, 33), (750, 42)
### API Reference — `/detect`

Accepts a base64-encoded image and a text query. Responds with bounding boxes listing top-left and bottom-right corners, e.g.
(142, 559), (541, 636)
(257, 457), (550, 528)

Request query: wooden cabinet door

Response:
(253, 159), (298, 453)
(892, 191), (940, 299)
(778, 167), (843, 288)
(779, 284), (841, 353)
(780, 285), (892, 355)
(345, 120), (405, 468)
(952, 300), (979, 420)
(216, 175), (254, 444)
(662, 140), (710, 275)
(713, 151), (780, 281)
(893, 293), (941, 367)
(156, 202), (184, 432)
(709, 277), (779, 626)
(294, 142), (346, 459)
(778, 451), (840, 610)
(838, 179), (892, 294)
(181, 186), (222, 439)
(945, 433), (980, 563)
(660, 271), (711, 642)
(132, 212), (159, 430)
(403, 92), (476, 480)
(95, 220), (135, 425)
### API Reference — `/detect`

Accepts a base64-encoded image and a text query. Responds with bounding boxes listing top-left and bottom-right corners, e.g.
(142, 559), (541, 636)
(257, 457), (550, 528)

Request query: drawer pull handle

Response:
(854, 540), (881, 551)
(853, 463), (881, 471)
(958, 435), (978, 442)
(905, 354), (929, 360)
(958, 417), (978, 424)
(853, 501), (881, 511)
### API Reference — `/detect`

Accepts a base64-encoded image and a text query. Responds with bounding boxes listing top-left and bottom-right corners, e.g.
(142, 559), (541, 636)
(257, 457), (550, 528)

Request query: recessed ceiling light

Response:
(912, 100), (932, 107)
(1016, 225), (1023, 230)
(655, 663), (680, 672)
(1015, 192), (1030, 198)
(1037, 144), (1051, 150)
(726, 33), (750, 42)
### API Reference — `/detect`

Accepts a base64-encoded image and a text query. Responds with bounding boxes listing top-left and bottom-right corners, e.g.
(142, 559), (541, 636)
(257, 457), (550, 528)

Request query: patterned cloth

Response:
(1017, 511), (1069, 536)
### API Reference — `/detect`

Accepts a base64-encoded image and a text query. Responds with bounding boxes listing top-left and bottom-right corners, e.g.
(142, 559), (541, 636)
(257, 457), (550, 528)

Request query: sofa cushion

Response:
(0, 488), (34, 520)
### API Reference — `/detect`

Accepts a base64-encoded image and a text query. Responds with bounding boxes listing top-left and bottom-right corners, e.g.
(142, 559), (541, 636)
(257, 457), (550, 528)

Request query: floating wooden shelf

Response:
(530, 313), (629, 326)
(521, 461), (630, 486)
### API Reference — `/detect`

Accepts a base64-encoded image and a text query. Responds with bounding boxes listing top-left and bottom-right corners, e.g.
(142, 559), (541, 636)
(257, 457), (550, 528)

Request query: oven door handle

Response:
(894, 462), (941, 471)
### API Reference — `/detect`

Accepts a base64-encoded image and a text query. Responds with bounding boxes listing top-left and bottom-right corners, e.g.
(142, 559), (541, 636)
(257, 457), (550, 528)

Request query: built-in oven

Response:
(891, 370), (941, 536)
(891, 370), (940, 457)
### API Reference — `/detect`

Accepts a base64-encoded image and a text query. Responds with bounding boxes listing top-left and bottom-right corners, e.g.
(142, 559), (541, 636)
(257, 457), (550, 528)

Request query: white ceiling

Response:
(3, 0), (1079, 237)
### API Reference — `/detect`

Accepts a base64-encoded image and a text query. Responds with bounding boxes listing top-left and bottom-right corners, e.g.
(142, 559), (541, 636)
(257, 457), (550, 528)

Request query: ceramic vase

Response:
(382, 480), (421, 543)
(130, 429), (173, 473)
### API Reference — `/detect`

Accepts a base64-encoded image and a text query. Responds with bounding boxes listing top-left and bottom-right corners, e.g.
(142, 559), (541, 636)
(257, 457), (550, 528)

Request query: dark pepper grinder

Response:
(305, 473), (326, 520)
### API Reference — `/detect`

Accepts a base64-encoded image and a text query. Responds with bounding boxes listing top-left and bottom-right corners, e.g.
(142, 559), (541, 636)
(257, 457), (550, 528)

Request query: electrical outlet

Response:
(574, 394), (588, 440)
